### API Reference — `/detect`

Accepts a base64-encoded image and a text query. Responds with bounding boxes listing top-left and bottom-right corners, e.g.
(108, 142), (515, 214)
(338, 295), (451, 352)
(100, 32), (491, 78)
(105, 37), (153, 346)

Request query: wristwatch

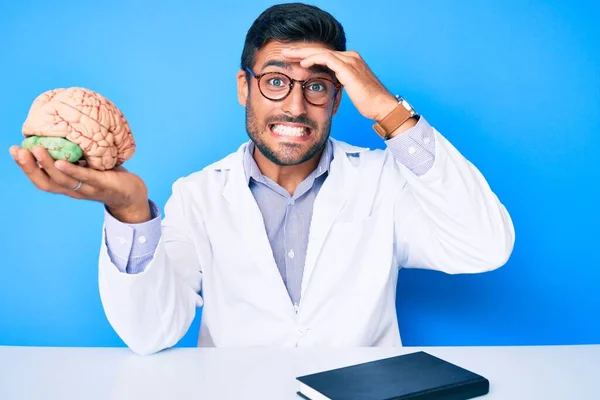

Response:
(372, 95), (417, 139)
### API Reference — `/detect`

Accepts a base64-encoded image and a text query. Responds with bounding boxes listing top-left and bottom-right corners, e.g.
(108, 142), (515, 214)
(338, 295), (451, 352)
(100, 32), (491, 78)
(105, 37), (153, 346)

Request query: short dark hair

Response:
(241, 3), (346, 71)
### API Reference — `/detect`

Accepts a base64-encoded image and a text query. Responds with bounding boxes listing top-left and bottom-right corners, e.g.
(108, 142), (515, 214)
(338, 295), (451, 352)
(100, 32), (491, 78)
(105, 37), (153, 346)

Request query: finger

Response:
(13, 146), (65, 193)
(281, 47), (356, 63)
(30, 146), (81, 191)
(302, 51), (356, 67)
(54, 158), (107, 188)
(296, 52), (351, 81)
(281, 46), (335, 59)
(9, 145), (18, 160)
(340, 50), (362, 60)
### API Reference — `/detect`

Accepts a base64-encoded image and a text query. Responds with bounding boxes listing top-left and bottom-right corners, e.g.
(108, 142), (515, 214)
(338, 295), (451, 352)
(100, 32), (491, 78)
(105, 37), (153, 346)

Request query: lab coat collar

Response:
(213, 137), (367, 220)
(242, 139), (334, 185)
(204, 137), (368, 172)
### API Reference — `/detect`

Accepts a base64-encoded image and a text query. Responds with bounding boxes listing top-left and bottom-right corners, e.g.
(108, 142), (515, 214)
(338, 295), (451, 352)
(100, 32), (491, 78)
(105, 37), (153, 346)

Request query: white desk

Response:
(0, 344), (597, 399)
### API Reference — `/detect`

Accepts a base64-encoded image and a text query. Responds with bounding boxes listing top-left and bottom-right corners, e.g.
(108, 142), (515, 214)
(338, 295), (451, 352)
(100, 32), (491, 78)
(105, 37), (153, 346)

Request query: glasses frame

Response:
(245, 67), (342, 107)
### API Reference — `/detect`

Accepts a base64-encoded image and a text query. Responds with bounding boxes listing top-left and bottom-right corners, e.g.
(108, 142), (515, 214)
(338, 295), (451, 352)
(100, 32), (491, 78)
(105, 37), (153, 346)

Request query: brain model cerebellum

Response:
(21, 87), (135, 170)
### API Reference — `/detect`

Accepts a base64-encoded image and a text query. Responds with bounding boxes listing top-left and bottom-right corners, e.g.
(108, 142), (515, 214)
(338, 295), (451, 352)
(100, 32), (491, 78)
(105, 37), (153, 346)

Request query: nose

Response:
(281, 82), (308, 117)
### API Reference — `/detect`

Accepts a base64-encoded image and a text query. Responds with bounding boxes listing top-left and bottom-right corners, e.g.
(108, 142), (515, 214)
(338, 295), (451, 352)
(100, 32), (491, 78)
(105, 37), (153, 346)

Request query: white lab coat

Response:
(97, 127), (514, 356)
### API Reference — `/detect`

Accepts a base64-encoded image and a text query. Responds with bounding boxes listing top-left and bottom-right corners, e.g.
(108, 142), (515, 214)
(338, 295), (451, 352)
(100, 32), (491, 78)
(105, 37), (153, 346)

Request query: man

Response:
(9, 3), (514, 355)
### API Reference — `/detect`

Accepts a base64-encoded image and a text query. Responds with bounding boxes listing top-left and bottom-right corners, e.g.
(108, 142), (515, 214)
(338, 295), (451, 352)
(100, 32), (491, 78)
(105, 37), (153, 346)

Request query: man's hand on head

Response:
(281, 46), (398, 122)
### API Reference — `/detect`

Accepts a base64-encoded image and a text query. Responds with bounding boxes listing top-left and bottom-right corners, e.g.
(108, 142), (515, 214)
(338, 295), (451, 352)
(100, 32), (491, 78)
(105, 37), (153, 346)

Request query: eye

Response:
(306, 81), (327, 92)
(308, 83), (325, 92)
(267, 78), (285, 87)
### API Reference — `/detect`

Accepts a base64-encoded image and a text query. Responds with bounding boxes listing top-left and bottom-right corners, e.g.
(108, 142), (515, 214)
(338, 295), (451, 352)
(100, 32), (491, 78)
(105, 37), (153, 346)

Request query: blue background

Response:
(1, 0), (598, 347)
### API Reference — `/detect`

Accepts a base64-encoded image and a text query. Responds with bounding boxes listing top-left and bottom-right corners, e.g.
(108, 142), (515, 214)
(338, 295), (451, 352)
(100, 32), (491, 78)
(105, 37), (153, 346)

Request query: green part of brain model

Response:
(22, 136), (83, 163)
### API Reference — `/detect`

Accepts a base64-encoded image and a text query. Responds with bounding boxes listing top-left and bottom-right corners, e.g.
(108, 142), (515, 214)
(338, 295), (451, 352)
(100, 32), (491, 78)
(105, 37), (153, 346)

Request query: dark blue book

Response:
(296, 351), (489, 400)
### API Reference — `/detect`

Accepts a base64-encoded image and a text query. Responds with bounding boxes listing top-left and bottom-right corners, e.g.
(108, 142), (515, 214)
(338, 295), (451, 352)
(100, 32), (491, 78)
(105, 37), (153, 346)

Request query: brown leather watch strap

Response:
(372, 101), (414, 139)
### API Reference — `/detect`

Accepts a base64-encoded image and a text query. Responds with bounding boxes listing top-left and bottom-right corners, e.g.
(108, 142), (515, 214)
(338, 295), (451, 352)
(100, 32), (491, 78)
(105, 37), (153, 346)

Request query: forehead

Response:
(254, 40), (333, 76)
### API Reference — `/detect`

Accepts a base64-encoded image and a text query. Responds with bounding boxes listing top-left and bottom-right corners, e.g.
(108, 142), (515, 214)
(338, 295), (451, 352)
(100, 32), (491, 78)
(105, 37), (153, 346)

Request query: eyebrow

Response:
(260, 59), (335, 78)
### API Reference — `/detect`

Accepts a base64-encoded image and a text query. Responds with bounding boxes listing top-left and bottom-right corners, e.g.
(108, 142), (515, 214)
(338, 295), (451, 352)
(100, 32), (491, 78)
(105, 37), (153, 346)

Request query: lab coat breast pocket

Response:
(321, 212), (395, 291)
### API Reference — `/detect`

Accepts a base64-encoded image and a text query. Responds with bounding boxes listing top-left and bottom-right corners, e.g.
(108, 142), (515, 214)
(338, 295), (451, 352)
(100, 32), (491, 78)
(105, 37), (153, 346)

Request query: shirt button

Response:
(138, 236), (147, 244)
(408, 146), (416, 155)
(117, 236), (127, 245)
(423, 137), (431, 145)
(289, 199), (295, 206)
(288, 250), (295, 259)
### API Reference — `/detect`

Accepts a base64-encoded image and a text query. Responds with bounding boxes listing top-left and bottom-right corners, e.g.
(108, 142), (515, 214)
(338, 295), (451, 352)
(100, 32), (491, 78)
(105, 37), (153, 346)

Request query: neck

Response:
(252, 147), (323, 196)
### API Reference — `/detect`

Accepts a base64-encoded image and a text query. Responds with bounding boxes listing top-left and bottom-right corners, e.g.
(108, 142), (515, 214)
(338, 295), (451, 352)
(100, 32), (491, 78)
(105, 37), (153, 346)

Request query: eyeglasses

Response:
(245, 67), (342, 107)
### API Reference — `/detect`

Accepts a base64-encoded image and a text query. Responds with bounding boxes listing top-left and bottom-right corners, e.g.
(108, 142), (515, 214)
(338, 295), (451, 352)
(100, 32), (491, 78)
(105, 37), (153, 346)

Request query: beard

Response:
(245, 101), (332, 166)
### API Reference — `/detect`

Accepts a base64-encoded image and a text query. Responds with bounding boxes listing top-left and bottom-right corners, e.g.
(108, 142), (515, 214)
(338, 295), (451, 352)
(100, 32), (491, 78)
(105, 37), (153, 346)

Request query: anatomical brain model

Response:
(21, 87), (135, 170)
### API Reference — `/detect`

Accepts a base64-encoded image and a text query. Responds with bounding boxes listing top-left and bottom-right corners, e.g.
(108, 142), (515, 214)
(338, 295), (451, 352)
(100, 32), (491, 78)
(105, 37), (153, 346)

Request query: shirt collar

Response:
(243, 139), (333, 185)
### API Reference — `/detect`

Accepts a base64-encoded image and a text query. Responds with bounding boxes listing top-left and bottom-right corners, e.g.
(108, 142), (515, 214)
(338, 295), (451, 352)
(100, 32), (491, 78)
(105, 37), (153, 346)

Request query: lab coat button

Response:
(297, 328), (306, 337)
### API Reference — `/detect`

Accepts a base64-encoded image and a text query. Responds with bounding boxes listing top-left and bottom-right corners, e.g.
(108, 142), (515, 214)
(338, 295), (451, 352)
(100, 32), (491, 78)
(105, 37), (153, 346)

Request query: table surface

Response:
(0, 344), (598, 399)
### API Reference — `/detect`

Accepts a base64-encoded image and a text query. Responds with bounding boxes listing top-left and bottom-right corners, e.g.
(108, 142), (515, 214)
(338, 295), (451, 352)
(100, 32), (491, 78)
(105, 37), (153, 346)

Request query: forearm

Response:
(98, 179), (203, 355)
(393, 124), (515, 273)
(385, 116), (436, 176)
(104, 200), (162, 274)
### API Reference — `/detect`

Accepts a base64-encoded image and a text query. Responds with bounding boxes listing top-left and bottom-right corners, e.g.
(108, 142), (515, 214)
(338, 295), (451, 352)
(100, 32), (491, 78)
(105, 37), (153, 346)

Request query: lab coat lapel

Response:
(220, 144), (293, 305)
(300, 139), (363, 300)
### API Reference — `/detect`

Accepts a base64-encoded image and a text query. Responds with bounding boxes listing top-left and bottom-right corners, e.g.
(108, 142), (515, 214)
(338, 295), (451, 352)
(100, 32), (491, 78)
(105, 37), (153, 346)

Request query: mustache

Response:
(267, 115), (317, 130)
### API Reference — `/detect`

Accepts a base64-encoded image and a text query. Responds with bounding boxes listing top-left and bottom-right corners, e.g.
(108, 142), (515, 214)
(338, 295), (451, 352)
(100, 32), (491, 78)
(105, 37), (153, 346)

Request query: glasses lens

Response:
(303, 78), (336, 105)
(259, 73), (291, 100)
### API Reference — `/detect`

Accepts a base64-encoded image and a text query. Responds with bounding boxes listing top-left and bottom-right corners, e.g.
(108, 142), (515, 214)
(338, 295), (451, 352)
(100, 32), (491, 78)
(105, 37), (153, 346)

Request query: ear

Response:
(331, 88), (343, 116)
(237, 70), (249, 107)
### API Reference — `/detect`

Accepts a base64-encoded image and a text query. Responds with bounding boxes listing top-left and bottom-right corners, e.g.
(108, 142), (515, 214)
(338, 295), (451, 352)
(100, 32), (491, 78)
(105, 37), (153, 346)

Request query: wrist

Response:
(372, 94), (418, 139)
(107, 200), (151, 224)
(373, 94), (399, 122)
(386, 116), (418, 139)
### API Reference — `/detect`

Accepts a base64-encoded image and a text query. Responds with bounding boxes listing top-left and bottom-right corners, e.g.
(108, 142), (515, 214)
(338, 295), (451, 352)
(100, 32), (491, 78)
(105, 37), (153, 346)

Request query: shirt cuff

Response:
(104, 200), (162, 274)
(385, 116), (436, 176)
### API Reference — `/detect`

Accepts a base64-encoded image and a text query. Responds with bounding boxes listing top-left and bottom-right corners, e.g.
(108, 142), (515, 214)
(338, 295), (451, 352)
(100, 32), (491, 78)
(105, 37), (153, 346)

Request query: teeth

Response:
(272, 124), (308, 137)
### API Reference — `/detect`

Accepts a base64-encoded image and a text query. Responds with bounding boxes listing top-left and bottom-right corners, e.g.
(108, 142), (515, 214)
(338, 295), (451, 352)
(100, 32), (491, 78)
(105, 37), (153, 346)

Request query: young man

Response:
(10, 3), (514, 355)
